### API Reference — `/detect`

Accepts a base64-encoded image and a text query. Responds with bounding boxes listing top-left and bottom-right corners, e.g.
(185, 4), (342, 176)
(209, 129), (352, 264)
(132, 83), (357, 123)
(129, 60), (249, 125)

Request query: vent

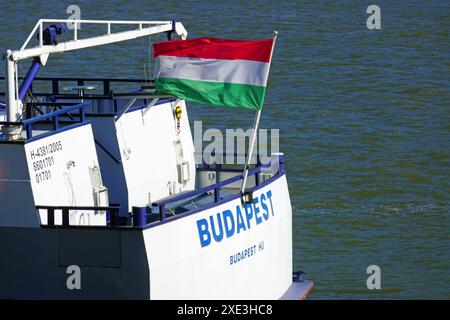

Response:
(89, 165), (109, 215)
(178, 161), (190, 184)
(89, 165), (103, 190)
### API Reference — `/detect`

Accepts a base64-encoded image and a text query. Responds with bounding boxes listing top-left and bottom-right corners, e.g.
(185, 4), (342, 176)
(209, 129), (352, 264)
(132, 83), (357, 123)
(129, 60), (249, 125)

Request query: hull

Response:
(0, 174), (293, 299)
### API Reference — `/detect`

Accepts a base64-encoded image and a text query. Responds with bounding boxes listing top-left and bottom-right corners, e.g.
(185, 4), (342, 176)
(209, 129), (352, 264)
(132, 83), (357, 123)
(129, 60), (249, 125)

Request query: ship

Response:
(0, 19), (313, 299)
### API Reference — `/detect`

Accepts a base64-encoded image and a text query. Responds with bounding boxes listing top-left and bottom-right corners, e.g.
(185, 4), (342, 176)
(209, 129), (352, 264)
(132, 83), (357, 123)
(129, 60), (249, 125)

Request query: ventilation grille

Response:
(89, 165), (103, 190)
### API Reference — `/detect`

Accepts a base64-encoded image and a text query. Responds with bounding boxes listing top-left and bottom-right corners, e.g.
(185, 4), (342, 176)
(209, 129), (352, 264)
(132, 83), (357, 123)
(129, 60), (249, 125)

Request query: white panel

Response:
(115, 100), (196, 210)
(24, 124), (106, 226)
(143, 175), (292, 299)
(89, 116), (128, 216)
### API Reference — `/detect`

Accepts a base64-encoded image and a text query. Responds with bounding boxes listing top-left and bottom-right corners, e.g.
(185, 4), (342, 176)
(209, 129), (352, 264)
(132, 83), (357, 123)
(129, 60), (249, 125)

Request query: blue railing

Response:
(0, 76), (152, 97)
(36, 155), (285, 229)
(152, 166), (262, 221)
(22, 102), (89, 140)
(148, 154), (285, 226)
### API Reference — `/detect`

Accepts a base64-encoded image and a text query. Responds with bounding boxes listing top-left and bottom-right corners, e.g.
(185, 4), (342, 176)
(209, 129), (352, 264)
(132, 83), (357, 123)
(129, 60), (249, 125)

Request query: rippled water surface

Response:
(0, 0), (448, 299)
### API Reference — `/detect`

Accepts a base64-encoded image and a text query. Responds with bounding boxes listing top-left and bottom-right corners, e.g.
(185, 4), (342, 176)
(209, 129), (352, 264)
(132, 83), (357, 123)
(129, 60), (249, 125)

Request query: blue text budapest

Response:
(196, 190), (274, 248)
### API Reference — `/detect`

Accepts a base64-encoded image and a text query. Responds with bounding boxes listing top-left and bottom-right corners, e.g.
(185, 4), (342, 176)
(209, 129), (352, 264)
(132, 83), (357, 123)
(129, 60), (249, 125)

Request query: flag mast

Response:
(240, 31), (278, 202)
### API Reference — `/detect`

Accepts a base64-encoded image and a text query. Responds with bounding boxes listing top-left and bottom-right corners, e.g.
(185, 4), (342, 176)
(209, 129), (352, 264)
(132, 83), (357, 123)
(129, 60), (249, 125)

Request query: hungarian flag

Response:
(153, 37), (275, 110)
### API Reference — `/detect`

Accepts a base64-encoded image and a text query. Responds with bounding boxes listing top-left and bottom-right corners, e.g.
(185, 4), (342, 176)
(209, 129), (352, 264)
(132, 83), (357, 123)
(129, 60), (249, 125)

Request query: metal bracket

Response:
(241, 191), (254, 204)
(142, 97), (159, 116)
(114, 98), (136, 122)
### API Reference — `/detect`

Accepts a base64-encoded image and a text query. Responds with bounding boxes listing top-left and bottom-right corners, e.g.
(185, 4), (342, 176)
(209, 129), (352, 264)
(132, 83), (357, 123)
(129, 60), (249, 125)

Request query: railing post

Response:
(160, 205), (166, 222)
(47, 208), (55, 226)
(80, 107), (86, 122)
(132, 206), (147, 226)
(278, 154), (285, 174)
(53, 114), (59, 130)
(256, 154), (262, 185)
(103, 80), (110, 96)
(52, 79), (59, 95)
(39, 21), (43, 46)
(109, 207), (117, 226)
(26, 124), (32, 139)
(214, 187), (220, 202)
(62, 208), (69, 226)
(215, 164), (221, 184)
(25, 103), (32, 120)
(113, 98), (118, 114)
(74, 22), (78, 40)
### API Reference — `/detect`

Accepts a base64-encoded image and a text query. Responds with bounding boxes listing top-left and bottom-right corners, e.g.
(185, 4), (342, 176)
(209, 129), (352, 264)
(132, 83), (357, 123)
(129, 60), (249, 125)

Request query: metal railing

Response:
(36, 205), (120, 227)
(149, 154), (285, 224)
(153, 166), (263, 222)
(21, 102), (88, 139)
(0, 76), (153, 97)
(34, 154), (285, 229)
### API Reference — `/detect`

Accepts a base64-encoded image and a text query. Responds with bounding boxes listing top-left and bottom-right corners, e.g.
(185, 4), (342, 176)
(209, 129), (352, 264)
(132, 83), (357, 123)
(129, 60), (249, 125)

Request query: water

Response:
(0, 0), (448, 299)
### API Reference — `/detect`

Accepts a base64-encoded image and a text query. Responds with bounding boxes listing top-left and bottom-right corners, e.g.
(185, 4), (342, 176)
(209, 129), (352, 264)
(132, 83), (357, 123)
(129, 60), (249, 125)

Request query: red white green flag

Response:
(153, 37), (275, 110)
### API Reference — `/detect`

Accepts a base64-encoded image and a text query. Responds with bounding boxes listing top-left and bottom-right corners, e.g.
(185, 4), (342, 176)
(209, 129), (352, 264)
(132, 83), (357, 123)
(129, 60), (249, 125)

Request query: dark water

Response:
(0, 0), (448, 299)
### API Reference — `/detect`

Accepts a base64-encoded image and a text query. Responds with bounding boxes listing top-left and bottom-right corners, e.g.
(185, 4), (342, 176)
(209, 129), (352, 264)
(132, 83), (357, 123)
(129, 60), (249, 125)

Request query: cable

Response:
(63, 168), (78, 224)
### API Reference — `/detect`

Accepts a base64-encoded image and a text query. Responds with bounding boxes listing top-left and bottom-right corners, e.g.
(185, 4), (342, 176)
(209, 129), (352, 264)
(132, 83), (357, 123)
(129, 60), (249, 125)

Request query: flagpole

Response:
(240, 31), (278, 201)
(240, 109), (261, 195)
